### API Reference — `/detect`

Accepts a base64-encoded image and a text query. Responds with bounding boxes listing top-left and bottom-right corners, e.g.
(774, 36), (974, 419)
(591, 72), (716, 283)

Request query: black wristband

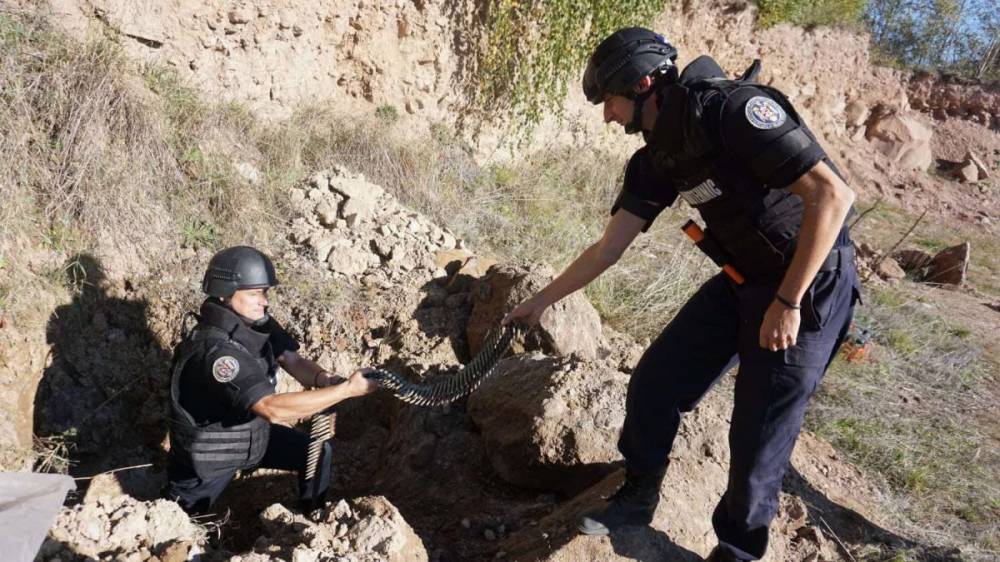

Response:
(775, 293), (801, 310)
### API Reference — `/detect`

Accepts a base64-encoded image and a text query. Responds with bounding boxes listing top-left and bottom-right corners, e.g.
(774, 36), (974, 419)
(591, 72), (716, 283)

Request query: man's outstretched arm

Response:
(504, 209), (648, 326)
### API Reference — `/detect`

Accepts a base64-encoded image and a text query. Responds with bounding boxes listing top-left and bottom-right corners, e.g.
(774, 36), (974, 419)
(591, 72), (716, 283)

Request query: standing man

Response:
(504, 28), (860, 561)
(163, 246), (376, 515)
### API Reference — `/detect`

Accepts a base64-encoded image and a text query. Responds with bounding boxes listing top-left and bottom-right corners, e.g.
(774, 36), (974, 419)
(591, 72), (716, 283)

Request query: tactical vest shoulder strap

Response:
(169, 321), (248, 426)
(738, 59), (762, 83)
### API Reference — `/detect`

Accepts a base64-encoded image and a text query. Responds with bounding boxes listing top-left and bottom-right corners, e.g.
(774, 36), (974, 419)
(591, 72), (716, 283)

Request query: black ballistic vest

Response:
(168, 319), (273, 480)
(646, 58), (832, 282)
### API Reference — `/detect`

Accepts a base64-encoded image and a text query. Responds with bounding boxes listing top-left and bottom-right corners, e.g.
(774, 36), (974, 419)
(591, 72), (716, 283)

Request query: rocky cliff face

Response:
(13, 0), (914, 152)
(34, 0), (467, 124)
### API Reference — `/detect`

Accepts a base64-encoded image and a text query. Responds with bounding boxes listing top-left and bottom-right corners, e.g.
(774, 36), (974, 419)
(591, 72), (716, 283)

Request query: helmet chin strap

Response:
(623, 66), (677, 135)
(624, 89), (656, 135)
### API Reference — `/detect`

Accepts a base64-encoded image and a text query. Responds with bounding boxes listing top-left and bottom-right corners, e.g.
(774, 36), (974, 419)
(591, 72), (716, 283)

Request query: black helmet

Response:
(582, 27), (678, 104)
(202, 246), (278, 298)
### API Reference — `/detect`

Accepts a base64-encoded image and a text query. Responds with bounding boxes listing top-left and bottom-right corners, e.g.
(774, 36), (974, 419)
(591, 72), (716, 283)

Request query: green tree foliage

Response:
(467, 0), (667, 134)
(756, 0), (867, 28)
(865, 0), (999, 79)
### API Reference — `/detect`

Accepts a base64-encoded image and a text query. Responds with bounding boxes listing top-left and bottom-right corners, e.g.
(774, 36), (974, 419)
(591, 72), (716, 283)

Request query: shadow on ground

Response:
(33, 254), (172, 500)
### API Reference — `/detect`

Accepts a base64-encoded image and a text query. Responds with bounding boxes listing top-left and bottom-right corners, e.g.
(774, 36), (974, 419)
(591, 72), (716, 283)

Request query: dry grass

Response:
(0, 12), (176, 276)
(0, 11), (294, 323)
(807, 283), (999, 556)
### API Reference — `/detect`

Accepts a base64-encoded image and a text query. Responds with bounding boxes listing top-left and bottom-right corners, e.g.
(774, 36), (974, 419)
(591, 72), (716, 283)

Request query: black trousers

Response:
(163, 423), (332, 515)
(618, 263), (858, 561)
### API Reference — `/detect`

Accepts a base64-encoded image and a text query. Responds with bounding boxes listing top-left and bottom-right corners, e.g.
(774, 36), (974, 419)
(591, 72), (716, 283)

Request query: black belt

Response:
(818, 245), (854, 273)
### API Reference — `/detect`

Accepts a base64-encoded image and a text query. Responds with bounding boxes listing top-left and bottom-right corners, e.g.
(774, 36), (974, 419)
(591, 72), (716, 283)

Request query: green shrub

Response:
(375, 104), (399, 123)
(181, 219), (220, 250)
(465, 0), (667, 137)
(755, 0), (866, 28)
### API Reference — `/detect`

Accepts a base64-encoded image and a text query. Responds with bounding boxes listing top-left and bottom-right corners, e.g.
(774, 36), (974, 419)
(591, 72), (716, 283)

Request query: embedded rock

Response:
(467, 263), (602, 360)
(875, 257), (906, 282)
(926, 242), (970, 285)
(844, 100), (869, 128)
(327, 244), (372, 276)
(865, 112), (933, 171)
(893, 249), (933, 275)
(467, 353), (626, 494)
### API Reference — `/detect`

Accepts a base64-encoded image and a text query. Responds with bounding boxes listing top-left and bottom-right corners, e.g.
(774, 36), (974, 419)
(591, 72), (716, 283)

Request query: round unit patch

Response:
(745, 96), (787, 130)
(212, 356), (240, 383)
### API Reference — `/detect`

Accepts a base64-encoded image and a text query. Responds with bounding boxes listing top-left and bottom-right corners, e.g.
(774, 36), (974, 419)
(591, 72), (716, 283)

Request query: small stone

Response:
(965, 149), (990, 179)
(844, 100), (869, 128)
(316, 201), (339, 227)
(327, 246), (370, 276)
(954, 162), (979, 183)
(308, 234), (336, 262)
(483, 529), (496, 541)
(291, 546), (319, 562)
(876, 257), (906, 281)
(460, 518), (471, 529)
(372, 238), (394, 259)
(311, 172), (330, 190)
(228, 8), (253, 24)
(439, 232), (457, 249)
(331, 499), (352, 520)
(236, 162), (261, 185)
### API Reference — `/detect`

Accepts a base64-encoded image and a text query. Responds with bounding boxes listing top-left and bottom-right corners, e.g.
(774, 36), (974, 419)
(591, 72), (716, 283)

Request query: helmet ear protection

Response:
(582, 27), (678, 105)
(202, 246), (278, 298)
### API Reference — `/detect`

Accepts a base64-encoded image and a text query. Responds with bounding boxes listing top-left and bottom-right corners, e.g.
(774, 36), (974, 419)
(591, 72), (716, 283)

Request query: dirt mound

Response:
(38, 496), (201, 562)
(247, 497), (427, 562)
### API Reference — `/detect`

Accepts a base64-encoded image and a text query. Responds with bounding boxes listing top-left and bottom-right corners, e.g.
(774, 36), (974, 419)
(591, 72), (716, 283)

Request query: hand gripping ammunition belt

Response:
(304, 324), (521, 482)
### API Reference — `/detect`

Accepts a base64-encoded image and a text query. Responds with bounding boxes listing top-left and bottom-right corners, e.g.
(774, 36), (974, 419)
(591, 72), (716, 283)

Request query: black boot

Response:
(577, 465), (666, 535)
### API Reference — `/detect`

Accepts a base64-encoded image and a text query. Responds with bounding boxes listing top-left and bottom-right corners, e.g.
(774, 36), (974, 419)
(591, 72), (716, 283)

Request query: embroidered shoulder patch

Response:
(744, 96), (786, 130)
(212, 356), (240, 383)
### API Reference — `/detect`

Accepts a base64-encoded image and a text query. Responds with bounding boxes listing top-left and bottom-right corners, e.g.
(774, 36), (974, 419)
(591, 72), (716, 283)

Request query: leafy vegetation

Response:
(756, 0), (868, 28)
(865, 0), (999, 80)
(464, 0), (667, 134)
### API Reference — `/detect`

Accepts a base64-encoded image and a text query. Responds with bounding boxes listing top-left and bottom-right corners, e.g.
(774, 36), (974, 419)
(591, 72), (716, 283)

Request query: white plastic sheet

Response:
(0, 472), (76, 562)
